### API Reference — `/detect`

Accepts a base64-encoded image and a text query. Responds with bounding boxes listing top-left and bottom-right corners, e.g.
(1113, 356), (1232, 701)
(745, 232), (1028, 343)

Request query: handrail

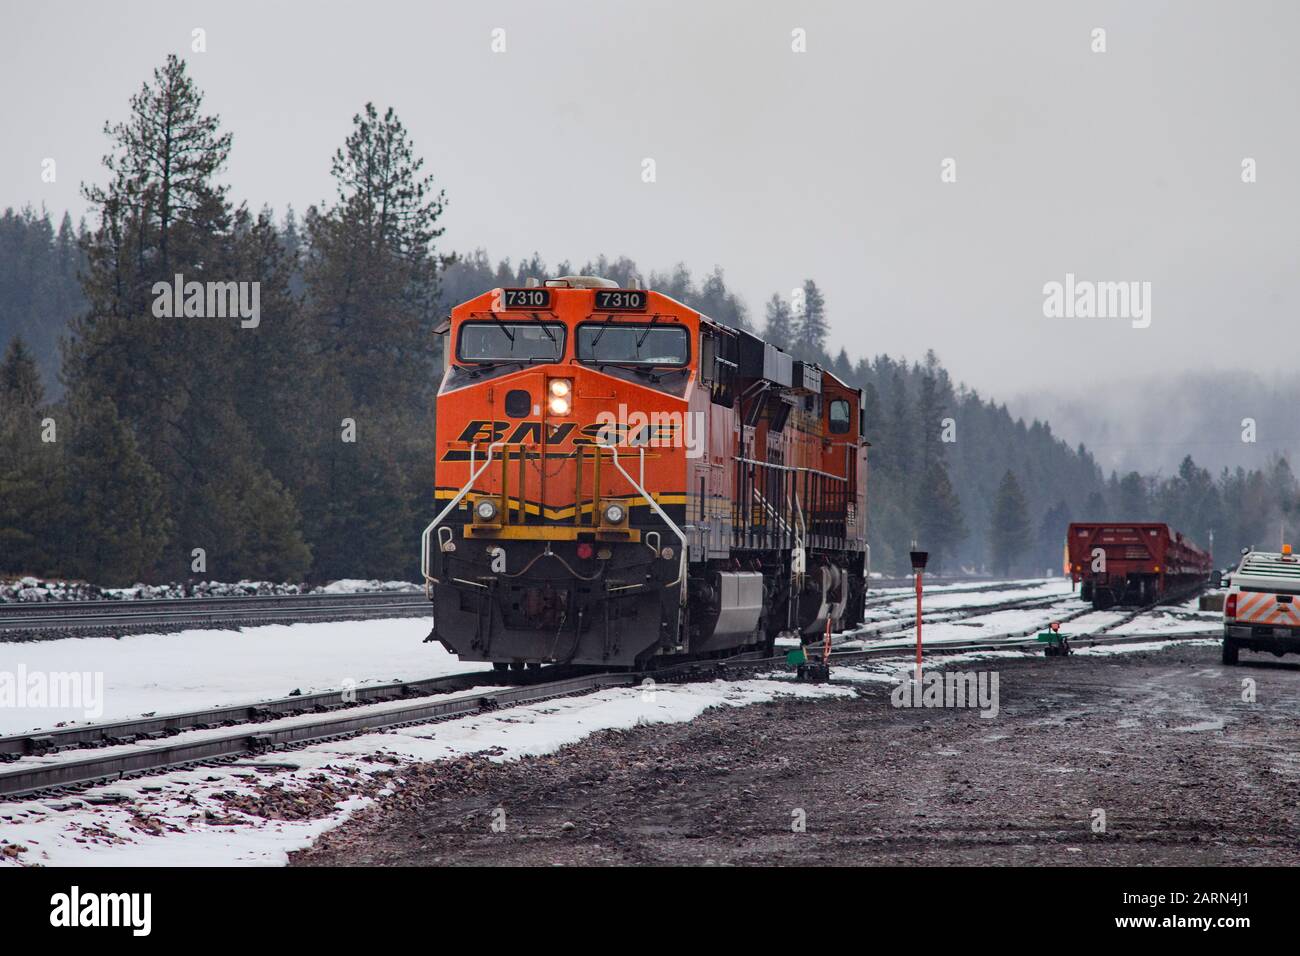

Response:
(734, 455), (848, 482)
(421, 441), (505, 589)
(606, 444), (688, 609)
(422, 441), (688, 613)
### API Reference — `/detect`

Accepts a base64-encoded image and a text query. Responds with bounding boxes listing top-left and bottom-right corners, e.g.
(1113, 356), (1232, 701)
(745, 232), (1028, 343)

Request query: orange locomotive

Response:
(422, 276), (869, 669)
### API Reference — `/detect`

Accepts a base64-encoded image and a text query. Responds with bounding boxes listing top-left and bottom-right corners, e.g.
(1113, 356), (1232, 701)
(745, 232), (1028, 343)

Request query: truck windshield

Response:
(457, 321), (565, 363)
(576, 323), (689, 366)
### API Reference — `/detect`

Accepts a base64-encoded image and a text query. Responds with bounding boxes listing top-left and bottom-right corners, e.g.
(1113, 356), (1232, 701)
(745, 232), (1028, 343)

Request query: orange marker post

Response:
(910, 550), (929, 679)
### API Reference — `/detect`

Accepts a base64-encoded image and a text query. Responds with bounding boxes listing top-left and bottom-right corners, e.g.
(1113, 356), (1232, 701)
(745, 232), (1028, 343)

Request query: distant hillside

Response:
(1007, 374), (1300, 477)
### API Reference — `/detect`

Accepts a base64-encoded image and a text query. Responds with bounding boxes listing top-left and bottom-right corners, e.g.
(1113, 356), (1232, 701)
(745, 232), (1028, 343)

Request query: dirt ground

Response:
(292, 644), (1300, 866)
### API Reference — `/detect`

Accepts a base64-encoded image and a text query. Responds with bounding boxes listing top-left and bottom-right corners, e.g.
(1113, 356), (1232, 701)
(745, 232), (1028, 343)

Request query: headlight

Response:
(548, 395), (570, 415)
(604, 503), (626, 524)
(549, 379), (571, 397)
(475, 499), (498, 521)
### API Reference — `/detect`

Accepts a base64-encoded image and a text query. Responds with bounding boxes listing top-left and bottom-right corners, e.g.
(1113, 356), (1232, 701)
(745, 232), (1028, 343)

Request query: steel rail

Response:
(0, 669), (504, 761)
(0, 590), (422, 615)
(0, 672), (635, 799)
(0, 592), (430, 637)
(852, 591), (1084, 641)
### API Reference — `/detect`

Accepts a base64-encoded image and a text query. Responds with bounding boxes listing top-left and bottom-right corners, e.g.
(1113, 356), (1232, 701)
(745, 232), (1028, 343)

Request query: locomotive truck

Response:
(421, 276), (870, 670)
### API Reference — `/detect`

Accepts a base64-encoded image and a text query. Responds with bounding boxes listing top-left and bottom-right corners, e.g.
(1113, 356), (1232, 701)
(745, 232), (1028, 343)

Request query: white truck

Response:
(1221, 546), (1300, 665)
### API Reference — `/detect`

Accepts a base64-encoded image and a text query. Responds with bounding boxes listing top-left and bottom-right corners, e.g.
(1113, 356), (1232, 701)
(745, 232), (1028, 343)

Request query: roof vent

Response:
(545, 275), (618, 289)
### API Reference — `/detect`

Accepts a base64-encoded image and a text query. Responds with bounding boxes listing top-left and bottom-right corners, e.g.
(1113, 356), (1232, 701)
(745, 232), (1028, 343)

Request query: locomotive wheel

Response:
(493, 662), (510, 673)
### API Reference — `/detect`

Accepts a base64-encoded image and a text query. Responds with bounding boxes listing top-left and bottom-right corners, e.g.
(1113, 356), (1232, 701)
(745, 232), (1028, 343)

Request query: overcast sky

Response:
(2, 0), (1296, 401)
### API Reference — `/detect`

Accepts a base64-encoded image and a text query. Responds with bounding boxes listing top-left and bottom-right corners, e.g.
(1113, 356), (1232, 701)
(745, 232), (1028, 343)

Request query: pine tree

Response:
(1, 337), (44, 406)
(1084, 490), (1107, 520)
(1116, 471), (1148, 519)
(0, 336), (61, 574)
(1037, 499), (1071, 573)
(762, 293), (793, 345)
(62, 395), (168, 584)
(989, 470), (1031, 576)
(64, 55), (309, 581)
(796, 279), (828, 357)
(833, 348), (853, 381)
(306, 102), (445, 408)
(300, 103), (445, 578)
(917, 459), (968, 571)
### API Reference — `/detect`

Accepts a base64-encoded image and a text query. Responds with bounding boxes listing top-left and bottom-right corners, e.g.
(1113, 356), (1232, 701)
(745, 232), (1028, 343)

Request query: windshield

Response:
(457, 321), (565, 363)
(576, 323), (689, 366)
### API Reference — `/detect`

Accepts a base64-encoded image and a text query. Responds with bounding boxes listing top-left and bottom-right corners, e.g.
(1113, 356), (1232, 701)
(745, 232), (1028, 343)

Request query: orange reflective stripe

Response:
(1236, 594), (1266, 618)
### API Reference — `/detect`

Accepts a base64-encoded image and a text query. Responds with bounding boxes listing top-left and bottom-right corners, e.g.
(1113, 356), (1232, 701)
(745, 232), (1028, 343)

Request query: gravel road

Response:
(292, 643), (1300, 866)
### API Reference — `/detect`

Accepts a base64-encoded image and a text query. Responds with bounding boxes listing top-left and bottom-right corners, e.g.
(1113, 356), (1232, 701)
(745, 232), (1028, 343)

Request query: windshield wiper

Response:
(634, 314), (661, 349)
(489, 314), (516, 344)
(529, 312), (557, 346)
(588, 313), (618, 351)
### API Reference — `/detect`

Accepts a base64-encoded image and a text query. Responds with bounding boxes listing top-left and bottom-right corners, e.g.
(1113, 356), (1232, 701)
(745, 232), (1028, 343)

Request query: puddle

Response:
(1173, 718), (1226, 733)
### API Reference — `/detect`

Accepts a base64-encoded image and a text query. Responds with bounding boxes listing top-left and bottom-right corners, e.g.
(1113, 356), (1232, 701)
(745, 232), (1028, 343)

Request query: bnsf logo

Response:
(453, 420), (681, 446)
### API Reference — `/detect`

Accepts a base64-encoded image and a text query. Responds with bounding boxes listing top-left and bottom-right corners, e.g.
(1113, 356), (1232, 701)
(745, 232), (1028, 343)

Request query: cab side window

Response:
(829, 398), (851, 435)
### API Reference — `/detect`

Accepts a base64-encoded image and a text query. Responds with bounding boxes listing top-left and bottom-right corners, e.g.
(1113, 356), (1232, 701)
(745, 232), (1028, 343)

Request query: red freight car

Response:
(1067, 522), (1212, 609)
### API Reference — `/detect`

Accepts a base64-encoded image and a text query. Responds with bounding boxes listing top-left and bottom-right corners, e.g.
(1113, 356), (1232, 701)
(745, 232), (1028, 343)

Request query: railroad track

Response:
(862, 579), (1061, 609)
(853, 579), (1212, 649)
(0, 669), (509, 763)
(1088, 582), (1211, 636)
(853, 590), (1083, 641)
(825, 628), (1218, 667)
(0, 625), (1220, 802)
(0, 590), (430, 640)
(0, 668), (637, 801)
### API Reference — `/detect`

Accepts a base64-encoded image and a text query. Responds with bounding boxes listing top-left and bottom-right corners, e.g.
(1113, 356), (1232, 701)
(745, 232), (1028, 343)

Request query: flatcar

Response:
(422, 276), (869, 669)
(1067, 521), (1212, 609)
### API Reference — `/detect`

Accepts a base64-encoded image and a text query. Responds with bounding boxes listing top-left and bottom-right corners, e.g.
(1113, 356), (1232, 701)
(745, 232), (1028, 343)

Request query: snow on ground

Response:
(1108, 601), (1220, 635)
(1072, 639), (1219, 656)
(0, 678), (853, 867)
(870, 577), (1072, 612)
(855, 601), (1081, 648)
(0, 576), (420, 602)
(312, 579), (420, 594)
(865, 577), (1062, 602)
(0, 618), (480, 735)
(828, 637), (1222, 682)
